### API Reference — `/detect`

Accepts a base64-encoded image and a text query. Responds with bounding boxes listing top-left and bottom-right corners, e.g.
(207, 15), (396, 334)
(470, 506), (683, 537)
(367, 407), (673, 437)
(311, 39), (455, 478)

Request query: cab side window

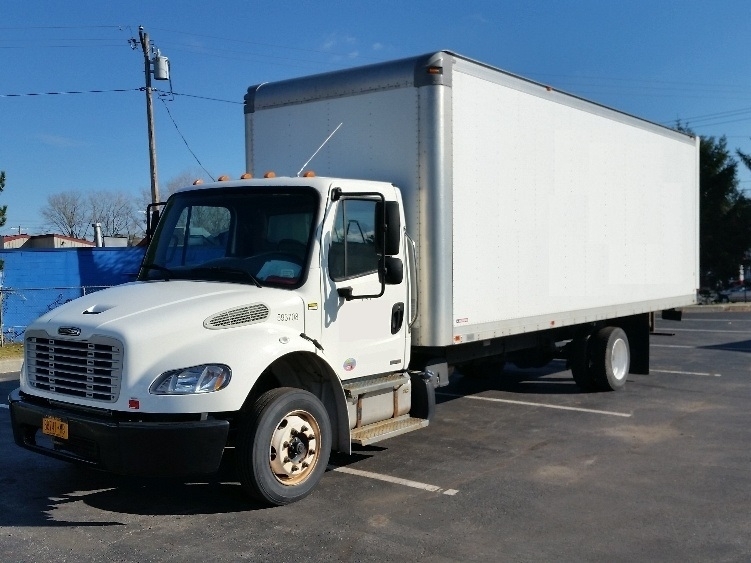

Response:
(329, 199), (378, 281)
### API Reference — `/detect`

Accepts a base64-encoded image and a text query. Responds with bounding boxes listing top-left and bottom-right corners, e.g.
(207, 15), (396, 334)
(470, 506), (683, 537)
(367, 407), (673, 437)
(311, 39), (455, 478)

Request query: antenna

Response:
(296, 123), (343, 177)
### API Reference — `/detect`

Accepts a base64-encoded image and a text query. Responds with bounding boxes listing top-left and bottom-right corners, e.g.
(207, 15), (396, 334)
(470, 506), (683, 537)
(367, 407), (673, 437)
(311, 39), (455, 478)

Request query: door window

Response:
(329, 199), (379, 281)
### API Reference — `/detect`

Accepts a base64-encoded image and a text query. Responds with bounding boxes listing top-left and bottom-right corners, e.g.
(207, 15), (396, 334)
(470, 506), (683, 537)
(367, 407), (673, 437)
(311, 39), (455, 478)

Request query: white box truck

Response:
(9, 52), (699, 506)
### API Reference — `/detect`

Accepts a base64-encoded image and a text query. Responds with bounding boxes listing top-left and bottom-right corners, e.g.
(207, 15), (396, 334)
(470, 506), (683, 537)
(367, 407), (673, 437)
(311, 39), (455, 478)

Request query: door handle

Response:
(391, 303), (405, 334)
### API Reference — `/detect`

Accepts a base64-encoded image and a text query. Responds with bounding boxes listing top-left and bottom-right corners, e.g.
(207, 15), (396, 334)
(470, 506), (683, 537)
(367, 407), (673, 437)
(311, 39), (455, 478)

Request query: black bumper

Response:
(8, 388), (230, 476)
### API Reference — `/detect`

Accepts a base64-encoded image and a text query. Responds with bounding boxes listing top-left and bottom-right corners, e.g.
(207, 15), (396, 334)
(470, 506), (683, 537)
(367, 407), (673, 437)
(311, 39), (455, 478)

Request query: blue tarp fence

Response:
(0, 247), (146, 342)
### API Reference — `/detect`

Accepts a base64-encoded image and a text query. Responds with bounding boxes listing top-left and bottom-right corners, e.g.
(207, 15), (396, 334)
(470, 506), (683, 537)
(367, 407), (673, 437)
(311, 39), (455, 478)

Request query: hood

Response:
(30, 280), (302, 339)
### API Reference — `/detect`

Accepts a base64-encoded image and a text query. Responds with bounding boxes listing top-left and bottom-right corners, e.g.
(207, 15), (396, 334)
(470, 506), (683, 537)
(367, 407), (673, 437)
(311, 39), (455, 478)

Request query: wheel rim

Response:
(268, 409), (321, 486)
(610, 338), (629, 381)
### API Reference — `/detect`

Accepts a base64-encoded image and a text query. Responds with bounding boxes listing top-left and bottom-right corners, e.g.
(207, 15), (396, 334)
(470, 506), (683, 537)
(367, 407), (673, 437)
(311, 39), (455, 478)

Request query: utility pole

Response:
(138, 26), (160, 204)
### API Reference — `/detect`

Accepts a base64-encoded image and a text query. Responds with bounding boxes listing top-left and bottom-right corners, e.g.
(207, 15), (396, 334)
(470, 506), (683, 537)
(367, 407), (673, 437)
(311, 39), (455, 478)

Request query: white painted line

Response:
(652, 343), (751, 352)
(664, 328), (751, 334)
(663, 318), (751, 323)
(437, 392), (632, 417)
(0, 404), (8, 409)
(652, 369), (721, 377)
(330, 465), (459, 495)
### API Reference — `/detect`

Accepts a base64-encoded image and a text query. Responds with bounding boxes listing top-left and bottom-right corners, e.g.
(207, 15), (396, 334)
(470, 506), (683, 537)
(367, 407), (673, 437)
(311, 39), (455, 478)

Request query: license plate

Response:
(42, 416), (69, 440)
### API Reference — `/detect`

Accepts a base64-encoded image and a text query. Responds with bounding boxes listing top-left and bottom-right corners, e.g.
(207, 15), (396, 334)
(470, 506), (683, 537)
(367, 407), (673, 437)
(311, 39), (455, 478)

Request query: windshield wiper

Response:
(141, 263), (174, 281)
(190, 266), (263, 288)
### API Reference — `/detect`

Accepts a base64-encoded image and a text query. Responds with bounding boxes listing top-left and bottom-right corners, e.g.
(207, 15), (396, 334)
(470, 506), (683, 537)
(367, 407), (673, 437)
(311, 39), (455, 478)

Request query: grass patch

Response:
(0, 342), (23, 359)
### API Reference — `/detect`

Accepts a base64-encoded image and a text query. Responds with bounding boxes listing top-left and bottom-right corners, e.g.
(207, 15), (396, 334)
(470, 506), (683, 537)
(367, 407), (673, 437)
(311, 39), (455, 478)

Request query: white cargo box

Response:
(245, 51), (699, 348)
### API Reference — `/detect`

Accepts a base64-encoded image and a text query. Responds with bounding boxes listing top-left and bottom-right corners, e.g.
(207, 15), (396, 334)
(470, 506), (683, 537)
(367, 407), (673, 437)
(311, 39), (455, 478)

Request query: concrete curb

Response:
(684, 303), (751, 313)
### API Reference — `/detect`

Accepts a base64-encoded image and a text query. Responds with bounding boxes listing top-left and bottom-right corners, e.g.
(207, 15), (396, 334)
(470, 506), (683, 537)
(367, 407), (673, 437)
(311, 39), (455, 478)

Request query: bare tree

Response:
(41, 191), (88, 238)
(165, 169), (207, 196)
(0, 170), (8, 228)
(89, 190), (139, 237)
(137, 169), (211, 233)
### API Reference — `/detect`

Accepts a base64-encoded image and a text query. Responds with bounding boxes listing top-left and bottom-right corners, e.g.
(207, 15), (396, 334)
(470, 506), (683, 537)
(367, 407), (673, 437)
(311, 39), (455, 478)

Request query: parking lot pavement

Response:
(1, 312), (750, 562)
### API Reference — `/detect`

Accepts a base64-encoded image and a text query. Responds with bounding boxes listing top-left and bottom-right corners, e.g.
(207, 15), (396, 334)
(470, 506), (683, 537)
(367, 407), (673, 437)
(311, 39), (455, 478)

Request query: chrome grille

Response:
(25, 335), (123, 402)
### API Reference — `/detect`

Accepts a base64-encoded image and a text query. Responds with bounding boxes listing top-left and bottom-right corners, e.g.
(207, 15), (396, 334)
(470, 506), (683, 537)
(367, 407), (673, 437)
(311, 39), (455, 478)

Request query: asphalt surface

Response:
(1, 310), (750, 562)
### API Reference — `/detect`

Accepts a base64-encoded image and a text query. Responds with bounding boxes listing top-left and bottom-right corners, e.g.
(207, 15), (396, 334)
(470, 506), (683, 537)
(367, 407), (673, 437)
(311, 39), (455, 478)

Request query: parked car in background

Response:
(718, 286), (751, 303)
(697, 288), (720, 304)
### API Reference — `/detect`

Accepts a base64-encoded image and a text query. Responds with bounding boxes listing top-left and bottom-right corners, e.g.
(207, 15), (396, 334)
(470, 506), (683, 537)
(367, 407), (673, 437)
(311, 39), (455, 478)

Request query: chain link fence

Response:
(0, 286), (111, 344)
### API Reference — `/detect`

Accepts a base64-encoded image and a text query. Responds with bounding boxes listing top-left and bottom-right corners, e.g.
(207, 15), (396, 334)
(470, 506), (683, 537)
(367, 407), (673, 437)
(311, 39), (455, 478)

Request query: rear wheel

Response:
(570, 332), (597, 391)
(236, 387), (331, 506)
(592, 326), (630, 391)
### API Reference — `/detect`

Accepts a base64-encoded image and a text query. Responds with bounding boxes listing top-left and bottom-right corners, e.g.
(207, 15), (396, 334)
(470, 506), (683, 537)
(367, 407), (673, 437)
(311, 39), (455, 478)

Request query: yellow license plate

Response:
(42, 416), (69, 440)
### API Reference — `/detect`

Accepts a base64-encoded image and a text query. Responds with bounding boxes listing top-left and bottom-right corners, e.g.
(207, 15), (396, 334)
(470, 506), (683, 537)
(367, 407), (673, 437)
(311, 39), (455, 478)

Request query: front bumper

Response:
(8, 388), (230, 476)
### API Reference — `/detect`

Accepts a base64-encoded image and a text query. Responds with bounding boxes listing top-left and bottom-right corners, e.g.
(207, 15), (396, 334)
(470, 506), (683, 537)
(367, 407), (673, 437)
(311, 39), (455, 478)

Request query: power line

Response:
(157, 96), (215, 181)
(0, 87), (241, 105)
(154, 89), (241, 105)
(0, 87), (140, 98)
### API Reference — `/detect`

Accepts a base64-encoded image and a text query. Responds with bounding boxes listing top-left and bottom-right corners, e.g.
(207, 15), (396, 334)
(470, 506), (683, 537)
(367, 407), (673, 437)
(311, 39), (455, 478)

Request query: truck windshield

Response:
(139, 187), (318, 288)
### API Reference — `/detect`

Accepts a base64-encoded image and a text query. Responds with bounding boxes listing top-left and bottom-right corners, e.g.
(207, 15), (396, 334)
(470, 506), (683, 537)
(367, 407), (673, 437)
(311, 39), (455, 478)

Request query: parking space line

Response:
(665, 328), (751, 334)
(652, 369), (721, 377)
(0, 404), (8, 410)
(437, 393), (632, 417)
(652, 344), (695, 349)
(329, 465), (459, 495)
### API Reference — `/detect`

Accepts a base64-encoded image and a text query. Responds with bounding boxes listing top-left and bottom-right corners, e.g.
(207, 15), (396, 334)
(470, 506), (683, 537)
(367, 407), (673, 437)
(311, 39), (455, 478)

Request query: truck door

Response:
(320, 192), (409, 380)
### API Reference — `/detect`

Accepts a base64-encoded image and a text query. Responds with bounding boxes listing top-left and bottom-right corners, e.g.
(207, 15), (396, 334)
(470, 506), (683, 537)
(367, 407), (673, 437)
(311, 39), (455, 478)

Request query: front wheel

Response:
(236, 387), (331, 506)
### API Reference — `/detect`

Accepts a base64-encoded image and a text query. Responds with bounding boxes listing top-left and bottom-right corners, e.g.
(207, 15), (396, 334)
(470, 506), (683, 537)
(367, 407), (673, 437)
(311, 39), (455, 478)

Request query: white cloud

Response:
(321, 33), (358, 53)
(464, 13), (491, 25)
(36, 134), (85, 148)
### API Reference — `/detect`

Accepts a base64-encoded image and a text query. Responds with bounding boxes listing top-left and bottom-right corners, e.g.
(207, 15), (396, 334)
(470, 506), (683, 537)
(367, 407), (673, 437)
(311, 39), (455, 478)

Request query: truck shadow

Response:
(700, 339), (751, 353)
(0, 451), (280, 527)
(0, 438), (388, 527)
(437, 360), (580, 405)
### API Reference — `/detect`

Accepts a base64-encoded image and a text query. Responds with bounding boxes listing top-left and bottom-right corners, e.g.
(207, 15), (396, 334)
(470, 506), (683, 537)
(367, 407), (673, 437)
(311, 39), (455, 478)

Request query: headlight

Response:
(150, 364), (231, 395)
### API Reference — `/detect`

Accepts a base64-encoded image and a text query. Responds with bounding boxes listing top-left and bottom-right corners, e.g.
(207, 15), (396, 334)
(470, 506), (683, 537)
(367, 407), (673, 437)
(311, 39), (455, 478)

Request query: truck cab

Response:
(10, 175), (433, 506)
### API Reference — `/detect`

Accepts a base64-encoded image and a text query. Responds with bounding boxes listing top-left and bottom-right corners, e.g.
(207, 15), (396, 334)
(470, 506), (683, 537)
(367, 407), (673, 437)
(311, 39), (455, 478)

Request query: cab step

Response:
(350, 415), (429, 446)
(342, 372), (410, 398)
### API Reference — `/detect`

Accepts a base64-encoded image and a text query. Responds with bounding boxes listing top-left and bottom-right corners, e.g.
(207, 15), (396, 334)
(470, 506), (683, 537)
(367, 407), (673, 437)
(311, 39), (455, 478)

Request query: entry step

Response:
(342, 372), (409, 398)
(350, 415), (429, 446)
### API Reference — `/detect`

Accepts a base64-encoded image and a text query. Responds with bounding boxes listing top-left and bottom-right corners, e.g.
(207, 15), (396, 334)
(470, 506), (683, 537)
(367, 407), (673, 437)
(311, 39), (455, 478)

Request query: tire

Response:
(570, 332), (597, 392)
(236, 387), (331, 506)
(592, 327), (630, 391)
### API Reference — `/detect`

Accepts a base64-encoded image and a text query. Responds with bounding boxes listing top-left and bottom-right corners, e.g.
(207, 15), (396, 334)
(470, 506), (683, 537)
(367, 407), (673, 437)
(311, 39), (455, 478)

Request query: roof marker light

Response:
(218, 175), (230, 181)
(192, 179), (203, 185)
(240, 173), (253, 179)
(302, 170), (316, 177)
(264, 171), (276, 178)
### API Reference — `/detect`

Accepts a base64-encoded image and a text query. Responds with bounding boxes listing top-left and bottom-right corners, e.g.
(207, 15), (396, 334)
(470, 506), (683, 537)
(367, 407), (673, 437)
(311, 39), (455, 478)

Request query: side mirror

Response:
(146, 202), (165, 242)
(375, 201), (401, 256)
(381, 256), (403, 285)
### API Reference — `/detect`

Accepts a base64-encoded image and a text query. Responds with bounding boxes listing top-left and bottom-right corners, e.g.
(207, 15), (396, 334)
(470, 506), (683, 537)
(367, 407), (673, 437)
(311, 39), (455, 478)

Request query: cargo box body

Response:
(245, 51), (699, 349)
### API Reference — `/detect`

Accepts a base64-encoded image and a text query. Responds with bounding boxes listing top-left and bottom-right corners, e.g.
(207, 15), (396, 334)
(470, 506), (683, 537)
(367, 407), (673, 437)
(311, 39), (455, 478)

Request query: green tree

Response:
(0, 170), (8, 228)
(679, 125), (751, 286)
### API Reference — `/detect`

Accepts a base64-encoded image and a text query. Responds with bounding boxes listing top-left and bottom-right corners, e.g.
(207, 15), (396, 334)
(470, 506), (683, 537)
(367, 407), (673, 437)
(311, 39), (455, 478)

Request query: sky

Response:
(1, 0), (750, 236)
